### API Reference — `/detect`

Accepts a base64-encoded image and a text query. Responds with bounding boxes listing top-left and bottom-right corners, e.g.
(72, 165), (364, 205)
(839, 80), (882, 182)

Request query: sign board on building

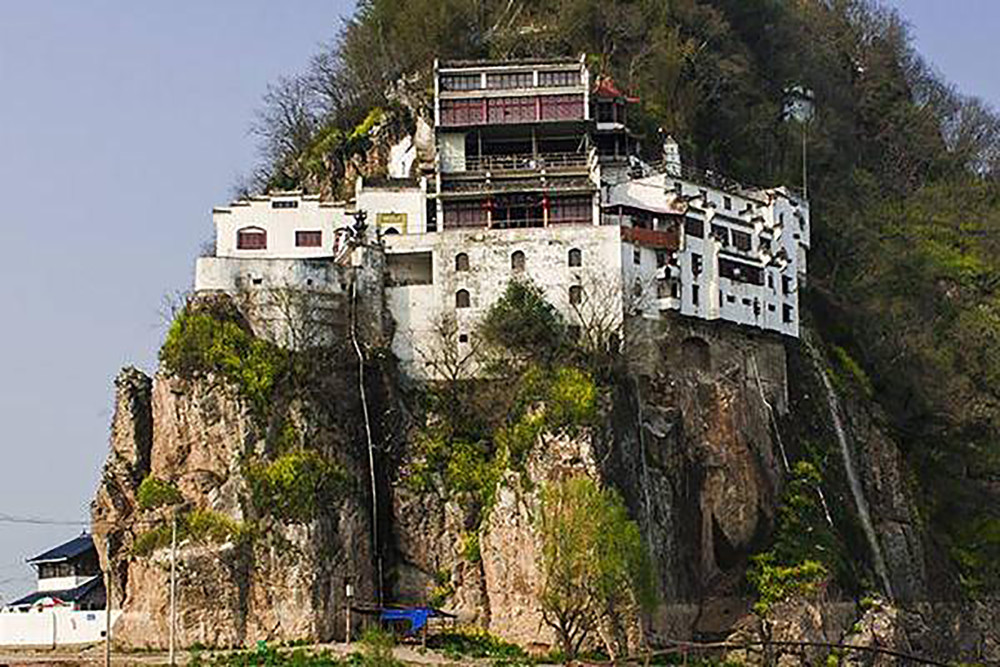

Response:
(377, 213), (408, 234)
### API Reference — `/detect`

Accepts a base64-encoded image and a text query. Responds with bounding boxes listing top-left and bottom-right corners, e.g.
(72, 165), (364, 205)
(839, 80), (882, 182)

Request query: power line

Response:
(0, 513), (88, 526)
(0, 513), (164, 528)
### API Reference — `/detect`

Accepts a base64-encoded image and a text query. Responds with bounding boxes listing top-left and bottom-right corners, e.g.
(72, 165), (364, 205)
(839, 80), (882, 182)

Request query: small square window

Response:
(295, 230), (322, 247)
(458, 333), (469, 343)
(727, 294), (736, 303)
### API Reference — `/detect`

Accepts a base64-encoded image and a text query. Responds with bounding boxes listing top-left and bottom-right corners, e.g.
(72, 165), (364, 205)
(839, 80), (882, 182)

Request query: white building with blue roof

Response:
(1, 534), (118, 647)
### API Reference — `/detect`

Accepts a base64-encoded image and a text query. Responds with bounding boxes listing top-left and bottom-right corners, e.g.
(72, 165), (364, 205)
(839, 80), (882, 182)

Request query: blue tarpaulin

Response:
(377, 606), (450, 635)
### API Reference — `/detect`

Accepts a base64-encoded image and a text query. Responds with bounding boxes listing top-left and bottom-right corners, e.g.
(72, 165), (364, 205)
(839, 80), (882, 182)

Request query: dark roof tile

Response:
(27, 534), (94, 564)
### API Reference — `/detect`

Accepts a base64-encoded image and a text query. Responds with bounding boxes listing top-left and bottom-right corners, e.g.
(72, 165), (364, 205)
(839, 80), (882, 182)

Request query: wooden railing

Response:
(465, 152), (589, 173)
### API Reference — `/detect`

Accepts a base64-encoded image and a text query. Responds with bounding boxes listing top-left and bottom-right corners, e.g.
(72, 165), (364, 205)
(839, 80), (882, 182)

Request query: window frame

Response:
(236, 226), (267, 250)
(295, 230), (323, 248)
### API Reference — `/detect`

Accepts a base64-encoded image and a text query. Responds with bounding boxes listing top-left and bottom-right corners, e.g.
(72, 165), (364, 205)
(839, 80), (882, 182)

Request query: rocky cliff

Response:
(91, 296), (997, 662)
(93, 355), (379, 648)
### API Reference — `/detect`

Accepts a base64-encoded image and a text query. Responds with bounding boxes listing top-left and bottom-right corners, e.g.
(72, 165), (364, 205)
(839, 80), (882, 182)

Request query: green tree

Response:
(480, 278), (566, 366)
(537, 475), (653, 662)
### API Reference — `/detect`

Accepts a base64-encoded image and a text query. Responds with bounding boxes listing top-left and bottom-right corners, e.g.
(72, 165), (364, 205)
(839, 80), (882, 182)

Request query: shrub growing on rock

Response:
(136, 475), (183, 510)
(248, 449), (351, 524)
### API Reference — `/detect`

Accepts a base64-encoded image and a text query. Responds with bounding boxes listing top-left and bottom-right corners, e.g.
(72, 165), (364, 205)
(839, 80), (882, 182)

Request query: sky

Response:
(0, 1), (355, 603)
(0, 1), (997, 604)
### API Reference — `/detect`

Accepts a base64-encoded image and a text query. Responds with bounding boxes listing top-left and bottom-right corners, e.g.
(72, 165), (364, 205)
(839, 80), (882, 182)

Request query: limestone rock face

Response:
(389, 316), (790, 650)
(92, 366), (376, 649)
(840, 598), (912, 667)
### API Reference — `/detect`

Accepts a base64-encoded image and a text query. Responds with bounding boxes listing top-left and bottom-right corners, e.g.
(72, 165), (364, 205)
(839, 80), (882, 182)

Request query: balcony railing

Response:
(465, 152), (589, 173)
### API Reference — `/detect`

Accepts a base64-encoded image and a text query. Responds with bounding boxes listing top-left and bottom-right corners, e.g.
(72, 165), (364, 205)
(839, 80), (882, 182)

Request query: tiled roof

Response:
(6, 576), (103, 608)
(26, 534), (94, 564)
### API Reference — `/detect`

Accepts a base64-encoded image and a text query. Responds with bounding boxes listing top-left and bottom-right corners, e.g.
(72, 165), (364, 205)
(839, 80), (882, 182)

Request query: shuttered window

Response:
(237, 227), (267, 250)
(295, 231), (322, 247)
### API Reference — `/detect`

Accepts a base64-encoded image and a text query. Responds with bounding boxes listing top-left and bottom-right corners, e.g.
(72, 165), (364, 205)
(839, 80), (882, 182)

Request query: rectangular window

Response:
(443, 200), (488, 229)
(272, 200), (298, 209)
(724, 196), (732, 210)
(440, 99), (485, 125)
(441, 74), (481, 91)
(633, 248), (641, 265)
(692, 284), (700, 305)
(486, 72), (533, 89)
(539, 94), (585, 121)
(782, 275), (794, 295)
(719, 258), (764, 285)
(295, 231), (322, 247)
(549, 196), (592, 224)
(538, 70), (580, 87)
(691, 253), (703, 276)
(732, 230), (752, 252)
(487, 96), (536, 124)
(783, 304), (794, 323)
(684, 217), (704, 238)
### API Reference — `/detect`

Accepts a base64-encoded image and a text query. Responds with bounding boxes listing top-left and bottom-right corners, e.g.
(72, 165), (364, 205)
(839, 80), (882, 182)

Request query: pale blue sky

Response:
(0, 1), (996, 602)
(0, 1), (355, 601)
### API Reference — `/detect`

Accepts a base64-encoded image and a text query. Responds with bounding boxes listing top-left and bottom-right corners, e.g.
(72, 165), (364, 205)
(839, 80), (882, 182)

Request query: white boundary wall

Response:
(0, 608), (121, 647)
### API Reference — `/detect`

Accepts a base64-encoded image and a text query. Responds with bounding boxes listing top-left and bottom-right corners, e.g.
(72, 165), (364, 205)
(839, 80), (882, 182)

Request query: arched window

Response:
(455, 253), (470, 272)
(568, 248), (582, 267)
(456, 289), (471, 309)
(511, 250), (526, 271)
(237, 226), (267, 250)
(569, 285), (583, 305)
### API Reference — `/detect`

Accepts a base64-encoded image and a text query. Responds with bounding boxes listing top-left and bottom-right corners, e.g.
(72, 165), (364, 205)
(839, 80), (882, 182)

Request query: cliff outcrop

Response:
(91, 299), (996, 662)
(93, 357), (378, 648)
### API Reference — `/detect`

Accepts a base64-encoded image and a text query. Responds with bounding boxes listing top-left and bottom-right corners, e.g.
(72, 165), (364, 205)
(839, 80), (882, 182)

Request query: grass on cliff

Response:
(247, 448), (352, 524)
(137, 475), (183, 510)
(159, 298), (288, 417)
(133, 508), (248, 556)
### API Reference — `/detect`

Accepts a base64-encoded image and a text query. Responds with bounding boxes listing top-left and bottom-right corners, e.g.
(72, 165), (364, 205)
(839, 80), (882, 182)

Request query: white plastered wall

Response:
(214, 195), (348, 259)
(383, 225), (624, 378)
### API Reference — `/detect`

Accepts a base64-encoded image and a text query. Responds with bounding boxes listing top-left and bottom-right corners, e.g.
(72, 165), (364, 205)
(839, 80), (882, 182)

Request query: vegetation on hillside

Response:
(408, 279), (601, 530)
(538, 475), (654, 662)
(158, 296), (358, 536)
(248, 0), (1000, 595)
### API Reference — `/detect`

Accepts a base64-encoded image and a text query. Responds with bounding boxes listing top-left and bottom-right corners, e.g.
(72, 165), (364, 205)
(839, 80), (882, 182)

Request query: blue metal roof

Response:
(26, 534), (95, 564)
(6, 576), (103, 608)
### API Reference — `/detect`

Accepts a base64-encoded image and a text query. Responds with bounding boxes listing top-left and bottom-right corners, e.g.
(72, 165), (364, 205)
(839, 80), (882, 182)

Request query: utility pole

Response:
(105, 538), (111, 667)
(169, 509), (177, 666)
(345, 581), (354, 645)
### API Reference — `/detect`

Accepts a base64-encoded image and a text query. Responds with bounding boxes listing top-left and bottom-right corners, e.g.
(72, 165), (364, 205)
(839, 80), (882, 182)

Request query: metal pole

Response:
(105, 538), (111, 667)
(345, 582), (353, 645)
(802, 121), (808, 200)
(169, 510), (177, 666)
